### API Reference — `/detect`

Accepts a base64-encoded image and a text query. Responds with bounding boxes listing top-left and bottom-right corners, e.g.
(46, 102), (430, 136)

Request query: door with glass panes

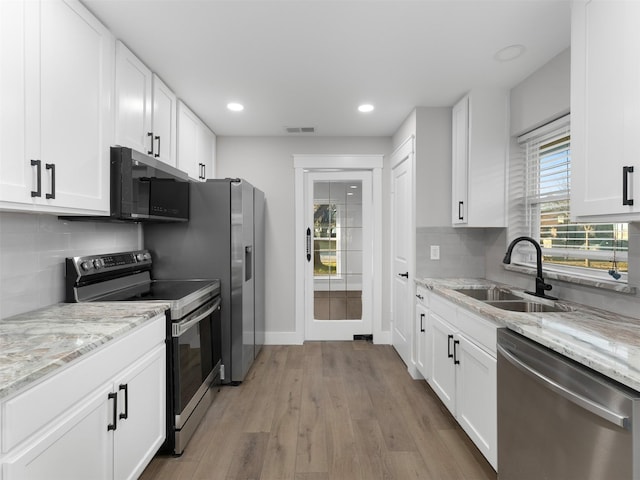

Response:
(305, 171), (372, 340)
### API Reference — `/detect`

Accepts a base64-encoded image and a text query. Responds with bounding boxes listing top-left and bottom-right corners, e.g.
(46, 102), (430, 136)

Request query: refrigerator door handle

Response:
(245, 246), (253, 281)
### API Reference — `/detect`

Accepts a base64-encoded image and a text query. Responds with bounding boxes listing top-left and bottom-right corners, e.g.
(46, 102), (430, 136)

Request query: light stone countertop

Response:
(0, 302), (169, 401)
(416, 277), (640, 392)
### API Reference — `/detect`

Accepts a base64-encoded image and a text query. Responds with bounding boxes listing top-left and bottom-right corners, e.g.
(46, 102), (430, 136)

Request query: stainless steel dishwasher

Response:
(497, 328), (640, 480)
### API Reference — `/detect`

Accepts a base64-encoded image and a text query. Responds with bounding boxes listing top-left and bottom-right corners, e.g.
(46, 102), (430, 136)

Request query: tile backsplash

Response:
(0, 212), (140, 319)
(416, 226), (487, 279)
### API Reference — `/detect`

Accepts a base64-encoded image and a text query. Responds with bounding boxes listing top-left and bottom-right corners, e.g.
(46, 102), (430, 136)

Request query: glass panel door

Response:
(305, 170), (371, 340)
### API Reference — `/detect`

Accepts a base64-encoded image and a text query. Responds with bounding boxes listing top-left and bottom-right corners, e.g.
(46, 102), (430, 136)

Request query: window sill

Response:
(503, 263), (636, 294)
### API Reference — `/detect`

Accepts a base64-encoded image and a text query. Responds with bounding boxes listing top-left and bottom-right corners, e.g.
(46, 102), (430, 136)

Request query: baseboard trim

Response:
(264, 330), (391, 345)
(264, 331), (304, 345)
(374, 330), (392, 345)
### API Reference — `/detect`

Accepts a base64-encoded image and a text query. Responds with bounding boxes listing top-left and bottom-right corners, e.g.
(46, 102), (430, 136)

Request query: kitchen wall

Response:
(393, 106), (488, 279)
(484, 46), (640, 318)
(215, 136), (393, 343)
(0, 212), (141, 319)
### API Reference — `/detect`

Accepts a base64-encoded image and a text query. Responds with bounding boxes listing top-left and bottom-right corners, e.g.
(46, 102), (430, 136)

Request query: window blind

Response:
(510, 115), (628, 278)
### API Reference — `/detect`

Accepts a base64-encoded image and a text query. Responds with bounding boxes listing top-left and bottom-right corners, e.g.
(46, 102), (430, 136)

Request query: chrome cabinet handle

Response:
(497, 344), (630, 429)
(154, 135), (161, 158)
(420, 313), (425, 333)
(458, 201), (464, 220)
(31, 160), (41, 197)
(447, 334), (454, 358)
(623, 166), (634, 206)
(45, 163), (55, 199)
(147, 132), (154, 155)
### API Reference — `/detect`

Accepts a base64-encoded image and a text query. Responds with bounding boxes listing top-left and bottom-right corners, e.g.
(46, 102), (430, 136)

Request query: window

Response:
(313, 202), (340, 276)
(510, 116), (628, 281)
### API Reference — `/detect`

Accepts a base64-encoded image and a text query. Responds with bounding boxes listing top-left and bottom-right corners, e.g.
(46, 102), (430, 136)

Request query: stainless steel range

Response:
(65, 249), (221, 455)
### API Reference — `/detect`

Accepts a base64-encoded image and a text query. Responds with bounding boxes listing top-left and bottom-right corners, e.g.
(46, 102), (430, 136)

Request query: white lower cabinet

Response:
(429, 312), (457, 413)
(455, 334), (497, 469)
(0, 315), (166, 480)
(427, 293), (497, 470)
(415, 287), (430, 378)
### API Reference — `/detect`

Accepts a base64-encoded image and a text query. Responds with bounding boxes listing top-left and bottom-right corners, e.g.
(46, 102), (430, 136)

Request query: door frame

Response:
(294, 154), (383, 343)
(390, 136), (418, 376)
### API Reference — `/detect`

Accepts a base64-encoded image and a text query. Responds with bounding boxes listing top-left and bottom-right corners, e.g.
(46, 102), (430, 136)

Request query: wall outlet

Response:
(430, 245), (440, 260)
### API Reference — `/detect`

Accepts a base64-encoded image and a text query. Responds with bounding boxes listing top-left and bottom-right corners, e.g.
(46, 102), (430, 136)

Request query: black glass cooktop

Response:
(95, 279), (218, 302)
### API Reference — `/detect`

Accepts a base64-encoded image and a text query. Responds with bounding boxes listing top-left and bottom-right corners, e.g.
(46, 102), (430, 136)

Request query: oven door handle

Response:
(172, 297), (221, 337)
(497, 344), (630, 429)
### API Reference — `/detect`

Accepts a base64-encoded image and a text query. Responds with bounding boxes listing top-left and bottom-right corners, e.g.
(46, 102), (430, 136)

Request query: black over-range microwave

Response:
(62, 146), (190, 223)
(111, 146), (189, 222)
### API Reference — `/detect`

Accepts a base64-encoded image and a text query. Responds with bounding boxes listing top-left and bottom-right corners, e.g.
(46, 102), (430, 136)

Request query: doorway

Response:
(294, 155), (383, 342)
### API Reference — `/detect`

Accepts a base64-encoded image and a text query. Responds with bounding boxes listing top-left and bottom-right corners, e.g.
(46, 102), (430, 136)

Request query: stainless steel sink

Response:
(485, 300), (574, 313)
(454, 287), (522, 301)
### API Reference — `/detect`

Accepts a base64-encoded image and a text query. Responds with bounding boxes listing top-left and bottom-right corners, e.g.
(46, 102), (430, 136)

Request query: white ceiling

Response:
(82, 0), (571, 137)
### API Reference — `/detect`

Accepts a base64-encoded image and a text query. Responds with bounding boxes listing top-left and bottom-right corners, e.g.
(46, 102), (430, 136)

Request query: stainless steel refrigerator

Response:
(144, 178), (265, 383)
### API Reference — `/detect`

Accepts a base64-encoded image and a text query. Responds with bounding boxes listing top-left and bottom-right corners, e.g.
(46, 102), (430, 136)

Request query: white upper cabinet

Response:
(115, 42), (178, 167)
(571, 0), (640, 221)
(152, 74), (178, 167)
(451, 89), (509, 227)
(177, 101), (216, 181)
(115, 42), (153, 156)
(0, 0), (113, 215)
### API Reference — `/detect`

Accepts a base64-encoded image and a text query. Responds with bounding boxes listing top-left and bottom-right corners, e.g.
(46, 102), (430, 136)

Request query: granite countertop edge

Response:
(0, 302), (170, 401)
(416, 277), (640, 393)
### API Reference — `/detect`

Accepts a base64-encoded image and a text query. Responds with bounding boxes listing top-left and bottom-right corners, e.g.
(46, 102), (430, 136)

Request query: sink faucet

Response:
(503, 236), (557, 300)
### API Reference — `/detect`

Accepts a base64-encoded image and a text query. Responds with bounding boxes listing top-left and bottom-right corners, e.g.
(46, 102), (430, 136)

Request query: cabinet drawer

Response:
(1, 315), (165, 453)
(430, 294), (456, 323)
(416, 286), (429, 307)
(456, 307), (497, 356)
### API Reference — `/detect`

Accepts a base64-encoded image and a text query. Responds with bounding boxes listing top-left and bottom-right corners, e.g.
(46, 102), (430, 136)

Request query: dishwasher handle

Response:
(497, 344), (631, 430)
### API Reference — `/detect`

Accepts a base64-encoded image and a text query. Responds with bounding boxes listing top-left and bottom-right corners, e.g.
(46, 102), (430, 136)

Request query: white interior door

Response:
(391, 139), (414, 368)
(305, 171), (373, 340)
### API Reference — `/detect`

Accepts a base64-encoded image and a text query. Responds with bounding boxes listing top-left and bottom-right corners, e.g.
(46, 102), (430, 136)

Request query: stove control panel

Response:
(66, 250), (152, 279)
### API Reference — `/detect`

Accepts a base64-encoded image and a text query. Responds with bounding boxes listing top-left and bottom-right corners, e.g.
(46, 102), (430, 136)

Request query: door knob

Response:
(398, 272), (409, 278)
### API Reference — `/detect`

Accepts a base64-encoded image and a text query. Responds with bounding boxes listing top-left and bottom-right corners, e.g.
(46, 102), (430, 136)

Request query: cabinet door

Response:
(2, 384), (114, 480)
(455, 334), (497, 469)
(115, 41), (153, 156)
(415, 301), (429, 379)
(428, 312), (457, 413)
(36, 0), (113, 213)
(113, 344), (166, 480)
(0, 0), (33, 205)
(177, 101), (200, 180)
(1, 0), (112, 213)
(571, 1), (640, 219)
(198, 126), (215, 180)
(152, 74), (177, 167)
(451, 95), (469, 225)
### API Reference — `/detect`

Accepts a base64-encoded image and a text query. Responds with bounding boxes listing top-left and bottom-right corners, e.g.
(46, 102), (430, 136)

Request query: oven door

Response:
(172, 296), (221, 432)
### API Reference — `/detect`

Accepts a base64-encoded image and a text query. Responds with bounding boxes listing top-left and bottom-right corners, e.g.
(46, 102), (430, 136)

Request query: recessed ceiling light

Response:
(494, 44), (526, 62)
(358, 104), (374, 113)
(227, 102), (244, 112)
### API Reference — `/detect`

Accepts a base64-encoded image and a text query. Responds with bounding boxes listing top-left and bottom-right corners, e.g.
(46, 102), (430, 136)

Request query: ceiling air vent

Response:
(284, 127), (316, 134)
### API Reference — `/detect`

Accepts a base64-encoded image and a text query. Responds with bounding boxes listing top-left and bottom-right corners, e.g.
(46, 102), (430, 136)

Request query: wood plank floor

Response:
(140, 342), (497, 480)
